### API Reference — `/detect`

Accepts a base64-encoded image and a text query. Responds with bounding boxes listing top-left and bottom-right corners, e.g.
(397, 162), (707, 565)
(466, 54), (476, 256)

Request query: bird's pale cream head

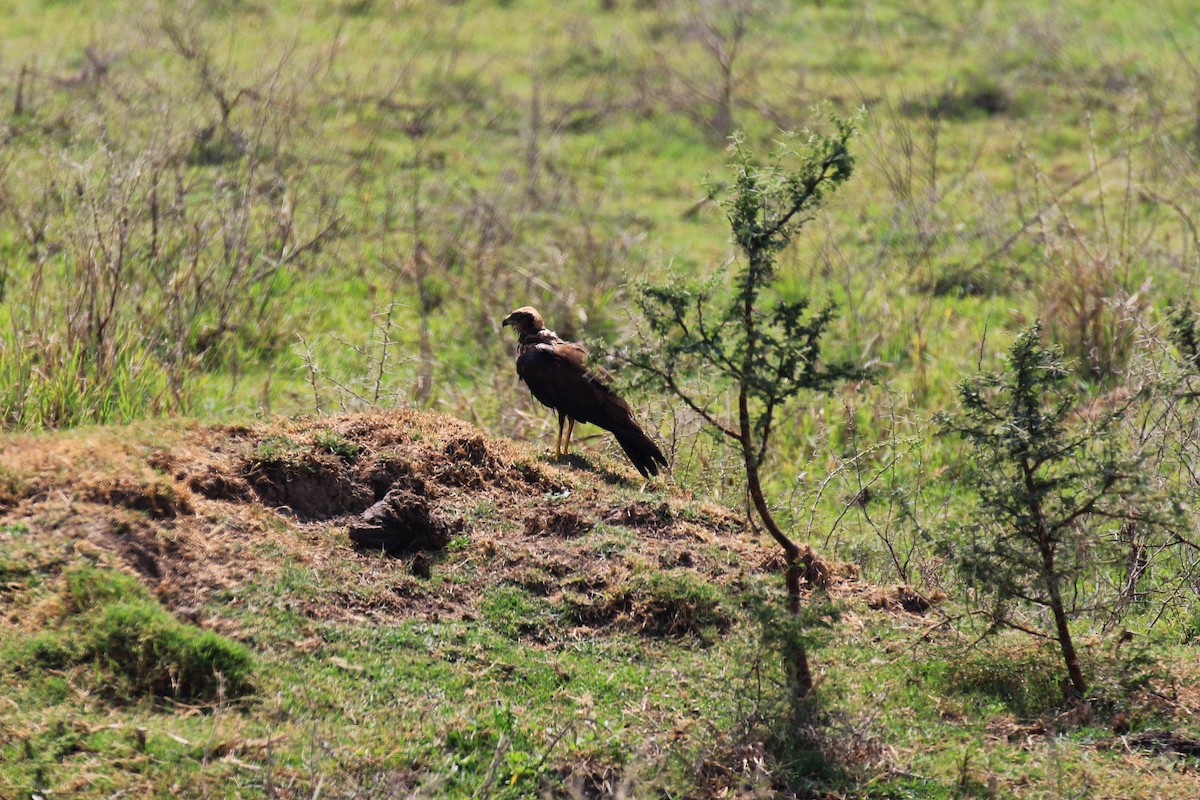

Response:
(502, 306), (545, 335)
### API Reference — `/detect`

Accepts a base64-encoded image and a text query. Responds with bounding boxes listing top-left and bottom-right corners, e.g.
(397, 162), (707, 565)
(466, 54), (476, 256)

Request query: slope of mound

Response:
(0, 410), (785, 637)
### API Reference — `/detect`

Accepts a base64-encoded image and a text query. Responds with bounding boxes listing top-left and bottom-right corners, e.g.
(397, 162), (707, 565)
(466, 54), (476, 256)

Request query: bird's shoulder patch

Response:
(522, 339), (586, 366)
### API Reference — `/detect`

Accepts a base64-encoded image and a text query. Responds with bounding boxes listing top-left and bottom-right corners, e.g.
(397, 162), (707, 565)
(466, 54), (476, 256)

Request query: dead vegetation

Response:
(864, 584), (946, 615)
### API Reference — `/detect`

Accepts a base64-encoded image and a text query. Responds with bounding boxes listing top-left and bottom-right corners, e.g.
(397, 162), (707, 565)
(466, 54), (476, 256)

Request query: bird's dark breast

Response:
(515, 348), (565, 410)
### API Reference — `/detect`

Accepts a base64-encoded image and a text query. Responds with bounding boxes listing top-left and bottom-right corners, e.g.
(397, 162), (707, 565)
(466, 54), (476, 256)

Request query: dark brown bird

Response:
(502, 306), (668, 478)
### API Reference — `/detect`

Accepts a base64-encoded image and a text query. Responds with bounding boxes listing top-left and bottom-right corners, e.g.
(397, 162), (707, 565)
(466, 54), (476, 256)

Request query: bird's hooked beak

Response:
(503, 306), (541, 332)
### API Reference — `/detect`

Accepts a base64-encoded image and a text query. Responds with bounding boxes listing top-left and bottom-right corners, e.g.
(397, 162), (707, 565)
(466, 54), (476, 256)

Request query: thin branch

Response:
(624, 356), (741, 441)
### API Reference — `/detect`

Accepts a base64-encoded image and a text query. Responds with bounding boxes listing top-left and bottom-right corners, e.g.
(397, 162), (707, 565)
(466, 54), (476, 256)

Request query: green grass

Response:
(1, 516), (1197, 797)
(313, 429), (364, 461)
(4, 563), (253, 704)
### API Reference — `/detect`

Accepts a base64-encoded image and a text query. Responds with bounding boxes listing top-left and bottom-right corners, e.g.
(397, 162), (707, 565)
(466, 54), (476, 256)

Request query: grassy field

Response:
(2, 0), (1200, 797)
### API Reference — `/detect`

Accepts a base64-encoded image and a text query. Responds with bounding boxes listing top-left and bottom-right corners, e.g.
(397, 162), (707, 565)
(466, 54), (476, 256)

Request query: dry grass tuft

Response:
(864, 584), (947, 615)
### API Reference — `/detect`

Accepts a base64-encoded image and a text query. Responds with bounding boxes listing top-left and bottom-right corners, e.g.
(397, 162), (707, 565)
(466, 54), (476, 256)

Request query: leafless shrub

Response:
(294, 302), (411, 415)
(864, 96), (1011, 298)
(1119, 306), (1200, 637)
(640, 0), (769, 143)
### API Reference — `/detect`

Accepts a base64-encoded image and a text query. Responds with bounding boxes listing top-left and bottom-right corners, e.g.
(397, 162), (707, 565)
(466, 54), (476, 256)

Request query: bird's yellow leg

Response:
(555, 413), (566, 458)
(563, 418), (575, 455)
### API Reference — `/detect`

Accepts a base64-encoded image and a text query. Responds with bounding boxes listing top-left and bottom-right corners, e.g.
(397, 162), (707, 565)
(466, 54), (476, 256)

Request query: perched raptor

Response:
(502, 306), (668, 478)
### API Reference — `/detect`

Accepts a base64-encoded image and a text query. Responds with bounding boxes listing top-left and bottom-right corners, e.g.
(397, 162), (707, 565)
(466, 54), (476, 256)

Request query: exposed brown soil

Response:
(1, 410), (857, 638)
(524, 507), (595, 538)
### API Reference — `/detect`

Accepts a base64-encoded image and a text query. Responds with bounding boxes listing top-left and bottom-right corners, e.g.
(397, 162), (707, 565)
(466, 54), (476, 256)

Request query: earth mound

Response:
(0, 410), (836, 635)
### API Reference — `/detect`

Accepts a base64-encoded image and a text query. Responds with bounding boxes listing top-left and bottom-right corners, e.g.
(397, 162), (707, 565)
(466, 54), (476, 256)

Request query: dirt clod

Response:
(348, 488), (452, 554)
(411, 553), (433, 579)
(605, 500), (673, 531)
(525, 509), (593, 538)
(360, 456), (426, 501)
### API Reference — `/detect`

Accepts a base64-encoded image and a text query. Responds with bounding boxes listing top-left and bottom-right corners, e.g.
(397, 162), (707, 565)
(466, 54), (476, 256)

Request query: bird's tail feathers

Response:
(613, 426), (669, 479)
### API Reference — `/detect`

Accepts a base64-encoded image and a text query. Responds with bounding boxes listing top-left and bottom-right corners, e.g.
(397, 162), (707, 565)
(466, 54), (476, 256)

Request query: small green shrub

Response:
(21, 563), (254, 702)
(1167, 302), (1200, 372)
(628, 118), (859, 695)
(938, 323), (1169, 701)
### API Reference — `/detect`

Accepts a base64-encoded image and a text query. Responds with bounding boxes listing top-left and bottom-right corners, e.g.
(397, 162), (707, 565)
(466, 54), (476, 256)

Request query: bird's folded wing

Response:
(516, 343), (633, 425)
